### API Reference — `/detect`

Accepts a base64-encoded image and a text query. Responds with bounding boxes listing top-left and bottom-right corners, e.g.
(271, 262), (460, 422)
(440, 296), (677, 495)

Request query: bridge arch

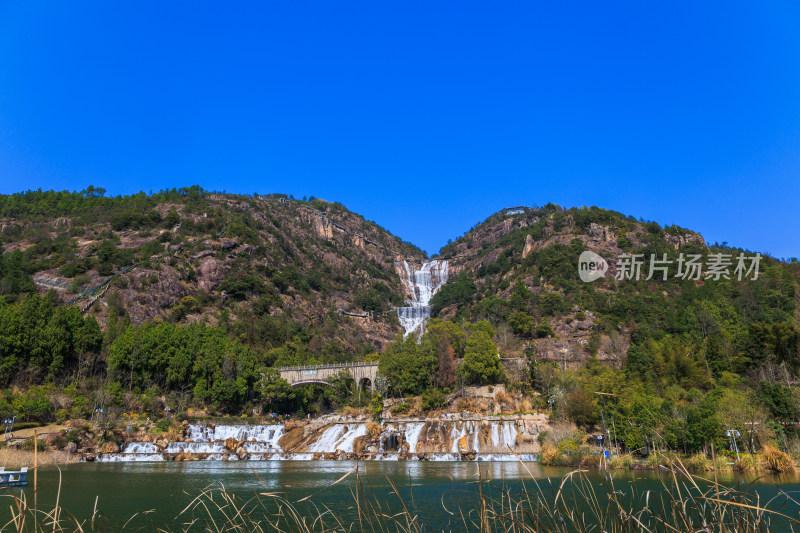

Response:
(276, 362), (378, 391)
(289, 380), (330, 388)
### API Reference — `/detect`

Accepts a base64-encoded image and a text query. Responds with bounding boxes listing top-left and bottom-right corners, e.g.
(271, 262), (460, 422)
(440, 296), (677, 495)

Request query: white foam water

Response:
(165, 442), (226, 454)
(98, 419), (538, 462)
(427, 453), (461, 461)
(396, 260), (448, 338)
(450, 423), (468, 453)
(187, 424), (284, 446)
(121, 442), (159, 454)
(308, 425), (346, 453)
(97, 453), (164, 462)
(475, 454), (537, 462)
(284, 453), (315, 460)
(404, 422), (425, 453)
(335, 424), (368, 453)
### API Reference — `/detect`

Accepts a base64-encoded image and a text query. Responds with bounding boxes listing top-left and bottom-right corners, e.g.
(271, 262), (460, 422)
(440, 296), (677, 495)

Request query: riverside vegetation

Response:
(0, 188), (799, 471)
(3, 461), (800, 531)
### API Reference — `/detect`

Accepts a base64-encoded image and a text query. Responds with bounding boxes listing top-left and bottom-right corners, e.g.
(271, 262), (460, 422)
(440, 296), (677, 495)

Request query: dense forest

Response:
(1, 188), (799, 456)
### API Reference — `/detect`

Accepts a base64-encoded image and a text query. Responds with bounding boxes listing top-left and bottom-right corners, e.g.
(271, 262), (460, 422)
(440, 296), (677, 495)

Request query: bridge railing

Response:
(276, 362), (379, 372)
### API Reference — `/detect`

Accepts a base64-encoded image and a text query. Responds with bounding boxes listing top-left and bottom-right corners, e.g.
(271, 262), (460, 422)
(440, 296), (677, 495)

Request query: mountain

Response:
(0, 187), (425, 362)
(432, 204), (799, 373)
(2, 189), (799, 433)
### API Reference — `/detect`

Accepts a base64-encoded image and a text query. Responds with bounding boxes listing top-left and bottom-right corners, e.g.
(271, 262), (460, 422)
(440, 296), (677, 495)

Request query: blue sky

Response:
(1, 2), (798, 258)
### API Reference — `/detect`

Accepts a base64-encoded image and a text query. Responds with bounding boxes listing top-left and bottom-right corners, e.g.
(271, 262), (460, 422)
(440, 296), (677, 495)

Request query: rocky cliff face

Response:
(434, 205), (707, 367)
(1, 193), (426, 355)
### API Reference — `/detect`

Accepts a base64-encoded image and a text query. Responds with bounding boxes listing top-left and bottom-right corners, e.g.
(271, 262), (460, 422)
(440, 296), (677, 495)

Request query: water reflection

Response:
(4, 461), (799, 529)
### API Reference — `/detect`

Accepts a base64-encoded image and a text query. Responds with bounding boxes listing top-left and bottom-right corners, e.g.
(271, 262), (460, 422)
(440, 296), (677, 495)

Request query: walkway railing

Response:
(276, 362), (378, 372)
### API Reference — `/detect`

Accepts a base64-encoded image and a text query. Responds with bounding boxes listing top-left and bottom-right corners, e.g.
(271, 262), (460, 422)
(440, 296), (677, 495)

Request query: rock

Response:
(522, 234), (535, 259)
(314, 217), (334, 239)
(224, 437), (237, 451)
(235, 446), (248, 460)
(65, 442), (78, 453)
(101, 442), (120, 454)
(587, 223), (609, 242)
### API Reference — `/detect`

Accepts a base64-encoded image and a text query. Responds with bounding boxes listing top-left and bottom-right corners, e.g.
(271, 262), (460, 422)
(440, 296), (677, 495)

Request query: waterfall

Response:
(96, 417), (543, 462)
(307, 424), (366, 453)
(404, 422), (425, 453)
(307, 425), (346, 453)
(396, 260), (449, 338)
(121, 442), (159, 454)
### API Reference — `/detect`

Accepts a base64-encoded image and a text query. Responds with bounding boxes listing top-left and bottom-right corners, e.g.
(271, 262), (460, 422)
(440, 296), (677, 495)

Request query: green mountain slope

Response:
(0, 187), (424, 364)
(432, 204), (799, 378)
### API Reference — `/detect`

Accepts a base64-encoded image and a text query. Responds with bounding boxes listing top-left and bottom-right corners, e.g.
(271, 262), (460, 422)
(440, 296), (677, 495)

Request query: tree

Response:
(566, 389), (596, 428)
(259, 368), (296, 413)
(0, 249), (35, 300)
(508, 311), (536, 338)
(426, 320), (467, 357)
(757, 381), (799, 424)
(163, 209), (181, 229)
(717, 387), (772, 452)
(458, 330), (504, 385)
(433, 335), (457, 388)
(377, 334), (436, 396)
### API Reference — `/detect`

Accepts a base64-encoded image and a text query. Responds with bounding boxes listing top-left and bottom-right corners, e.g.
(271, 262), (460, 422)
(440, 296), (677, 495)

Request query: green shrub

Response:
(55, 408), (69, 424)
(537, 431), (549, 445)
(21, 438), (47, 452)
(369, 394), (384, 419)
(391, 402), (410, 415)
(421, 389), (446, 411)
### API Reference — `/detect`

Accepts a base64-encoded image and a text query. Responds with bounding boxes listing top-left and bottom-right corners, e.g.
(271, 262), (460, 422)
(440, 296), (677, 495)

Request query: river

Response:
(3, 461), (800, 530)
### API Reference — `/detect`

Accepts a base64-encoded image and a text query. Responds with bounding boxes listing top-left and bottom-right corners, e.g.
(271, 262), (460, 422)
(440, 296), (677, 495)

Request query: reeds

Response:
(759, 445), (796, 473)
(1, 460), (797, 532)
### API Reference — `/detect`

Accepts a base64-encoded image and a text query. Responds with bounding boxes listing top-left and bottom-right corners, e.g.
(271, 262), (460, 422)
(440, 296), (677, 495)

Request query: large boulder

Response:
(101, 442), (120, 454)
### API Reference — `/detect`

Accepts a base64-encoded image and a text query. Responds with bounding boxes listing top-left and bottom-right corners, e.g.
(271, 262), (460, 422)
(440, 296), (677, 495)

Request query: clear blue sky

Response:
(1, 2), (798, 258)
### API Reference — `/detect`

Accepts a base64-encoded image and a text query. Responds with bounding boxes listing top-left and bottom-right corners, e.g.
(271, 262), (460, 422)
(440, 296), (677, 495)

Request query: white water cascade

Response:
(396, 260), (449, 338)
(96, 417), (543, 462)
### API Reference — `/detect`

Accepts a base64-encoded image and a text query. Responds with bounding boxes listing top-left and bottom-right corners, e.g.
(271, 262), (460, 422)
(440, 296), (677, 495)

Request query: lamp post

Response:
(2, 416), (15, 439)
(726, 429), (741, 462)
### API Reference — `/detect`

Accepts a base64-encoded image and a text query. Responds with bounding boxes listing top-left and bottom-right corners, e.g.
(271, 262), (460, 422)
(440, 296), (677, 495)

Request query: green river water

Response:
(3, 461), (800, 531)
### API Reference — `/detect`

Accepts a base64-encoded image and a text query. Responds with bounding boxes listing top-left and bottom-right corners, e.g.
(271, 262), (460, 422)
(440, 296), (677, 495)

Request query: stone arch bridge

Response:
(277, 362), (378, 391)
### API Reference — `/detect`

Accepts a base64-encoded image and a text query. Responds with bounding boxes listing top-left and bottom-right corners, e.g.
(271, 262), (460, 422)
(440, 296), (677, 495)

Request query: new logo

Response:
(578, 251), (608, 282)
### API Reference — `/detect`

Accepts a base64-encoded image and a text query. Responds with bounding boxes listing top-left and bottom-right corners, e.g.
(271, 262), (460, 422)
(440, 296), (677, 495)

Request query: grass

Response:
(759, 445), (796, 473)
(2, 459), (798, 532)
(0, 448), (76, 467)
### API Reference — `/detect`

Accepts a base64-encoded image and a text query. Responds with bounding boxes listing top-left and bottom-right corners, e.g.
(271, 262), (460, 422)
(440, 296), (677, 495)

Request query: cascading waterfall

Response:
(404, 422), (425, 453)
(307, 424), (368, 453)
(96, 418), (541, 462)
(396, 260), (449, 338)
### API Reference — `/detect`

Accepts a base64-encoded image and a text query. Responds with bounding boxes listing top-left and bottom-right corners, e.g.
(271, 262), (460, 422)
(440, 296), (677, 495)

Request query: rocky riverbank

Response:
(93, 413), (550, 462)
